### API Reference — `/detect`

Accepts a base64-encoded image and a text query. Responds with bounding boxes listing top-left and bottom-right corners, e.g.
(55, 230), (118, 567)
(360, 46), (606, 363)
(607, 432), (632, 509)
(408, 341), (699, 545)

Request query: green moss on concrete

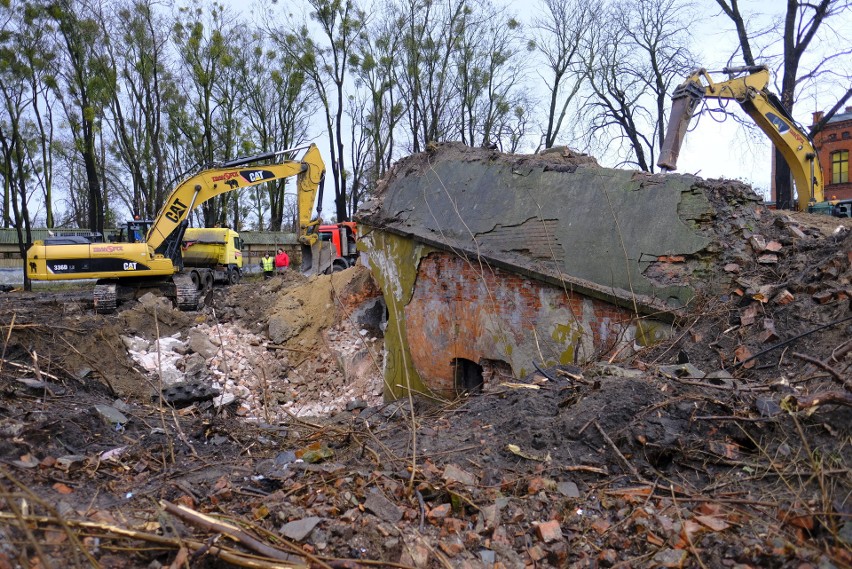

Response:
(360, 229), (436, 400)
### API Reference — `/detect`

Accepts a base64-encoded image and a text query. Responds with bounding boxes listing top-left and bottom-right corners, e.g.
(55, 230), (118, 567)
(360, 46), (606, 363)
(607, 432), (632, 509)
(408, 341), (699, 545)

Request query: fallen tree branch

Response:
(0, 511), (302, 569)
(734, 314), (852, 369)
(0, 357), (61, 381)
(830, 338), (852, 362)
(791, 352), (851, 390)
(789, 391), (852, 410)
(161, 500), (304, 565)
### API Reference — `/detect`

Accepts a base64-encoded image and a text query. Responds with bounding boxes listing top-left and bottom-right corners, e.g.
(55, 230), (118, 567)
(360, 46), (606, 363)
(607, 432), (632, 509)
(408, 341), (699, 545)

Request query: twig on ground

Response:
(791, 352), (850, 390)
(161, 500), (306, 565)
(594, 420), (648, 483)
(830, 338), (852, 363)
(790, 391), (852, 409)
(1, 312), (15, 375)
(669, 484), (710, 569)
(735, 314), (852, 368)
(0, 357), (62, 381)
(415, 490), (426, 532)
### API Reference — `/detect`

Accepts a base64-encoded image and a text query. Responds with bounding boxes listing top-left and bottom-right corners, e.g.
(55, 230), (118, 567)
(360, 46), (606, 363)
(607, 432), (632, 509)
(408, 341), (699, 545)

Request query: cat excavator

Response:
(658, 65), (828, 212)
(26, 143), (328, 313)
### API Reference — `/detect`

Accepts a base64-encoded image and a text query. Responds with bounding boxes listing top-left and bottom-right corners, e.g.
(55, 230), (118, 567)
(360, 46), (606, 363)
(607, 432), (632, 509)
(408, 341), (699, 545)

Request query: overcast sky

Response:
(224, 0), (851, 208)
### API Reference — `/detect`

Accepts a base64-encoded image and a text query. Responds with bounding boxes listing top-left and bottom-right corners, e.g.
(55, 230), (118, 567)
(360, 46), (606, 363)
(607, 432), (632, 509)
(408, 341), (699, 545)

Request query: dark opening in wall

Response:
(452, 358), (483, 394)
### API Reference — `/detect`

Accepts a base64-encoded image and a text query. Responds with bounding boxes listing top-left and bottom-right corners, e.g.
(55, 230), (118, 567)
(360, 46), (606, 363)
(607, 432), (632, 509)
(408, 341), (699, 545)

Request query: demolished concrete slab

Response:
(356, 143), (763, 400)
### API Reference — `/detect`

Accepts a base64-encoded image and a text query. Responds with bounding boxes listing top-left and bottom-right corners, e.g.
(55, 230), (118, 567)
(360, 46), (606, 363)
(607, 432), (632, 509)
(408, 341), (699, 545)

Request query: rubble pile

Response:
(652, 203), (852, 384)
(123, 299), (383, 419)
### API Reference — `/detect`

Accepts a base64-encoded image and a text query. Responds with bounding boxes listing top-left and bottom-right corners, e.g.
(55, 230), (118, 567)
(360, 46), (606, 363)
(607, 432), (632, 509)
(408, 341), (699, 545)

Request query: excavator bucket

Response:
(658, 81), (706, 171)
(301, 241), (335, 276)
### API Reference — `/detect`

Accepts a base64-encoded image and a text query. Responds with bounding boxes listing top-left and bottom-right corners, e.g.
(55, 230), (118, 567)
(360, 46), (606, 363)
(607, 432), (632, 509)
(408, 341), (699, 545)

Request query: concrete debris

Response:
(125, 311), (382, 419)
(94, 404), (128, 429)
(279, 516), (322, 541)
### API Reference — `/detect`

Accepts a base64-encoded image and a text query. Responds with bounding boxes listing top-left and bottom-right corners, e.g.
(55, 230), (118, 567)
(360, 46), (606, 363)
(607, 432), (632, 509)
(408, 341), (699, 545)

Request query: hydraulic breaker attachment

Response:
(657, 81), (706, 171)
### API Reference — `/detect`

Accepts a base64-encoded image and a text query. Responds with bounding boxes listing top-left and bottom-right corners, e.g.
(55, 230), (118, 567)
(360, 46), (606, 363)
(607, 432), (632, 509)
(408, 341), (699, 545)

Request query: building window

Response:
(832, 150), (849, 184)
(843, 131), (851, 140)
(828, 133), (837, 141)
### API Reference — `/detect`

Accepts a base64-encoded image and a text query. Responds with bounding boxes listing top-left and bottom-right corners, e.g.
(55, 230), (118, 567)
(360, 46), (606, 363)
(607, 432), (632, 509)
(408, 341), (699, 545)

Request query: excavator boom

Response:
(27, 143), (327, 311)
(658, 65), (824, 210)
(149, 143), (325, 264)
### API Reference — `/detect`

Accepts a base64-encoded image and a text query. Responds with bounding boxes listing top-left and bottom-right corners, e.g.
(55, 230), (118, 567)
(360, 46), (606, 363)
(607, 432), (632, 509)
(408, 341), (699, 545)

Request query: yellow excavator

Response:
(26, 143), (326, 313)
(658, 65), (826, 212)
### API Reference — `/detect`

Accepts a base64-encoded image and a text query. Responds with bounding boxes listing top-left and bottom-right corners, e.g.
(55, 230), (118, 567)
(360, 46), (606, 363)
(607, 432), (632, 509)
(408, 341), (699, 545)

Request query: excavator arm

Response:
(658, 65), (823, 210)
(147, 143), (326, 263)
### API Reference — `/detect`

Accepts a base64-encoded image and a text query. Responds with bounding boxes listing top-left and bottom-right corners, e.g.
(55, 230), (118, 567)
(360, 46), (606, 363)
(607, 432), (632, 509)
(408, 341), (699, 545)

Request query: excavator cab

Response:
(109, 219), (153, 243)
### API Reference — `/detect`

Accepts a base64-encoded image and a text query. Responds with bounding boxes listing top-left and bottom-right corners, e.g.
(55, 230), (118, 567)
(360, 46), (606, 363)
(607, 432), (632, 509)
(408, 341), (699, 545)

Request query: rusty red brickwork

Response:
(403, 252), (635, 396)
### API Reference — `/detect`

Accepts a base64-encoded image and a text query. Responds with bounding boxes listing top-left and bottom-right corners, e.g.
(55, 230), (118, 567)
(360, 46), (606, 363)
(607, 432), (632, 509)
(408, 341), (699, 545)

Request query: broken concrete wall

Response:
(356, 143), (760, 400)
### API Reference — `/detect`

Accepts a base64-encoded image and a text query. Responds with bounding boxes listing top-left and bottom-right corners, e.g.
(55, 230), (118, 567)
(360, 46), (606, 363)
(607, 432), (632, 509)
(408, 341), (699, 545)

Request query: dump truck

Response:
(303, 221), (359, 273)
(181, 227), (243, 286)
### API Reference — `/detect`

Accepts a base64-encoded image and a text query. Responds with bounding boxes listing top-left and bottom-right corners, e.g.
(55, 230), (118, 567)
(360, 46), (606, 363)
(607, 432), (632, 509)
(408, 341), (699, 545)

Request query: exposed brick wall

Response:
(812, 114), (852, 201)
(403, 252), (637, 397)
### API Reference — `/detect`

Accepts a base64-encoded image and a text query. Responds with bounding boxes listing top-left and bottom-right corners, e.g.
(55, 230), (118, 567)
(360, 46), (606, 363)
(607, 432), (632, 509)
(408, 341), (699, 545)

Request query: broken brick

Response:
(758, 329), (779, 344)
(788, 225), (807, 239)
(734, 345), (754, 368)
(546, 541), (569, 566)
(739, 305), (758, 326)
(534, 520), (563, 543)
(438, 539), (464, 557)
(749, 235), (767, 252)
(527, 545), (547, 562)
(598, 549), (618, 565)
(427, 503), (451, 524)
(591, 519), (611, 535)
(773, 289), (794, 305)
(759, 319), (779, 343)
(653, 548), (688, 568)
(812, 290), (834, 304)
(723, 263), (741, 273)
(765, 240), (782, 252)
(527, 477), (553, 494)
(442, 517), (465, 536)
(757, 253), (778, 264)
(442, 464), (477, 486)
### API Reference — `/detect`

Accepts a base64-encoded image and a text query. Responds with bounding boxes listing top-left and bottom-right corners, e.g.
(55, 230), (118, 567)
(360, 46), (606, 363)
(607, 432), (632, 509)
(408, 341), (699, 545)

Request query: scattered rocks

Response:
(280, 516), (322, 541)
(363, 489), (402, 523)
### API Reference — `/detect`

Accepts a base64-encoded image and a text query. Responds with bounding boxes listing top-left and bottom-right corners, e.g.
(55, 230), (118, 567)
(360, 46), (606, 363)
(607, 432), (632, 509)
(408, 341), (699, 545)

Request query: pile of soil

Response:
(0, 207), (849, 569)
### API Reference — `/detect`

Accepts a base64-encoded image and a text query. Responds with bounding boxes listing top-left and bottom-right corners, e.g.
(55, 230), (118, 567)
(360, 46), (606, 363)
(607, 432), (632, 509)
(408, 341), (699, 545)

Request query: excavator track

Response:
(173, 273), (200, 311)
(93, 282), (117, 314)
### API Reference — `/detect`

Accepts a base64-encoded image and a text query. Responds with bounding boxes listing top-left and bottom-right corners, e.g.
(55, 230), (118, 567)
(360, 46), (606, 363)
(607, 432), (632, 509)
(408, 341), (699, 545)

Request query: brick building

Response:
(812, 106), (852, 202)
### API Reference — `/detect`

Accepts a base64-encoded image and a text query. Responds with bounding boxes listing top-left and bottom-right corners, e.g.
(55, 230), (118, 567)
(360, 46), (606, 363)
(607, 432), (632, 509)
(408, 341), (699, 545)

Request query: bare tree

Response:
(274, 0), (365, 223)
(170, 0), (243, 227)
(453, 6), (527, 149)
(0, 6), (35, 289)
(715, 0), (852, 209)
(46, 0), (111, 235)
(531, 0), (597, 150)
(241, 31), (313, 230)
(351, 2), (405, 187)
(103, 0), (175, 221)
(581, 0), (695, 171)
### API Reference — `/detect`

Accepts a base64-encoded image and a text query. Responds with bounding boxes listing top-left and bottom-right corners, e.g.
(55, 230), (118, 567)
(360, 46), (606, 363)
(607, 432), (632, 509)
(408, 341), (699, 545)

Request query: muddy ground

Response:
(0, 209), (850, 569)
